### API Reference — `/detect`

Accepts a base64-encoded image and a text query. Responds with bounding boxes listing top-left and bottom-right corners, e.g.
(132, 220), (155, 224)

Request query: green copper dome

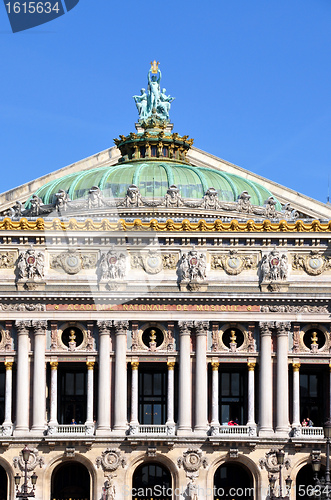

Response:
(29, 160), (282, 209)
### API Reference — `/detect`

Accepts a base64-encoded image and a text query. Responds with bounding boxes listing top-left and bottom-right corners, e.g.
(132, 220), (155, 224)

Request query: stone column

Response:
(210, 361), (219, 429)
(259, 322), (274, 436)
(86, 361), (95, 429)
(15, 320), (31, 435)
(31, 320), (47, 433)
(178, 321), (192, 434)
(247, 362), (256, 428)
(2, 361), (13, 434)
(166, 361), (175, 432)
(96, 321), (111, 435)
(194, 321), (208, 433)
(130, 361), (139, 430)
(49, 361), (58, 428)
(275, 322), (290, 436)
(113, 321), (129, 433)
(292, 363), (301, 429)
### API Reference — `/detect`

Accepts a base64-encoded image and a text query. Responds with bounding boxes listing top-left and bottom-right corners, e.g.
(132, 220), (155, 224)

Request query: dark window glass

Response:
(59, 368), (87, 424)
(139, 365), (167, 425)
(214, 463), (253, 500)
(219, 368), (247, 425)
(132, 463), (171, 500)
(300, 369), (326, 425)
(52, 462), (90, 500)
(0, 372), (5, 424)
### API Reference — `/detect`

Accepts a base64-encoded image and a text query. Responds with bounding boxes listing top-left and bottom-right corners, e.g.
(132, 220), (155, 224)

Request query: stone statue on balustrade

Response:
(133, 61), (175, 124)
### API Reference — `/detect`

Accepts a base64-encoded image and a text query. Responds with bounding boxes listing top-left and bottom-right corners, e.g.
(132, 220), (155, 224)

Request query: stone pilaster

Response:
(292, 362), (301, 429)
(177, 321), (192, 435)
(210, 361), (220, 429)
(194, 321), (208, 433)
(96, 321), (112, 435)
(247, 361), (256, 427)
(2, 360), (13, 435)
(259, 322), (274, 436)
(130, 361), (139, 429)
(86, 361), (95, 430)
(31, 320), (47, 434)
(14, 320), (31, 435)
(275, 321), (290, 436)
(166, 361), (175, 433)
(113, 321), (129, 433)
(49, 361), (58, 428)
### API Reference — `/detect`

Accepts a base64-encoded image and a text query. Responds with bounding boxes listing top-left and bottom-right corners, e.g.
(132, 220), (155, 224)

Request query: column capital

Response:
(167, 361), (175, 370)
(131, 361), (139, 370)
(4, 361), (13, 370)
(247, 362), (256, 371)
(97, 321), (112, 335)
(211, 361), (219, 371)
(194, 321), (209, 336)
(114, 320), (129, 335)
(259, 321), (274, 336)
(15, 320), (31, 334)
(86, 361), (95, 370)
(292, 363), (300, 372)
(178, 321), (193, 335)
(50, 361), (58, 370)
(275, 321), (291, 336)
(32, 320), (47, 334)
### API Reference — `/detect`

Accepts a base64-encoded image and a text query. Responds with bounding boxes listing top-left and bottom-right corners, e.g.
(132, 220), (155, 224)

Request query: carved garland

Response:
(1, 217), (331, 232)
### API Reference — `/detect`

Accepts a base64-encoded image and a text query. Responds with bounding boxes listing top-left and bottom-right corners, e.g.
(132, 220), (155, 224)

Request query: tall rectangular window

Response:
(219, 368), (247, 425)
(59, 367), (87, 424)
(138, 365), (167, 425)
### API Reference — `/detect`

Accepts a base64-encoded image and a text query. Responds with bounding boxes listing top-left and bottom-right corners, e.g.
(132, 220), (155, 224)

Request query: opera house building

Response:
(0, 65), (330, 500)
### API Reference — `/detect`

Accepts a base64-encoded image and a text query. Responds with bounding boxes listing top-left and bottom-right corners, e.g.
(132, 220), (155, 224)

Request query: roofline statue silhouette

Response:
(133, 62), (175, 126)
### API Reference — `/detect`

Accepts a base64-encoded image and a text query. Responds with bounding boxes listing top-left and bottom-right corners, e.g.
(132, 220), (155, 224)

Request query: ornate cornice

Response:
(0, 217), (331, 233)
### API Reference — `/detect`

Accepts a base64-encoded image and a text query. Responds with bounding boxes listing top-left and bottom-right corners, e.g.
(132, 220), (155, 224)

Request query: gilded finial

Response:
(150, 60), (159, 74)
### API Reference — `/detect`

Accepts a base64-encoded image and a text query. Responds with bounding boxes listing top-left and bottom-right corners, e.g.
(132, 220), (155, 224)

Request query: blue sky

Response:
(0, 0), (330, 204)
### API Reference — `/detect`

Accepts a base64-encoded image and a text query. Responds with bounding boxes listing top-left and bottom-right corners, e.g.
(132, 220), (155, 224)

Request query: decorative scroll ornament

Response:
(13, 448), (44, 472)
(16, 249), (44, 280)
(98, 249), (127, 281)
(292, 251), (331, 276)
(259, 450), (291, 473)
(260, 249), (288, 282)
(0, 302), (45, 311)
(51, 251), (97, 275)
(211, 250), (258, 275)
(96, 449), (126, 473)
(177, 449), (208, 478)
(0, 326), (12, 351)
(162, 254), (178, 269)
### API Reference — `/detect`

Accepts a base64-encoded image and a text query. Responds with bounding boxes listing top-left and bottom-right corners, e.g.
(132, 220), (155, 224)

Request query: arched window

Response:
(51, 461), (90, 500)
(214, 462), (254, 500)
(132, 462), (171, 500)
(296, 463), (325, 500)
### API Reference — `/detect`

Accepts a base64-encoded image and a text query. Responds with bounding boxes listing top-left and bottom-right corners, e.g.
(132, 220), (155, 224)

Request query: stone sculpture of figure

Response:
(123, 185), (144, 208)
(279, 254), (288, 280)
(30, 194), (43, 216)
(88, 186), (105, 209)
(260, 255), (270, 282)
(117, 254), (126, 279)
(99, 254), (109, 281)
(203, 188), (220, 210)
(133, 88), (148, 120)
(9, 201), (23, 218)
(264, 197), (277, 218)
(158, 88), (175, 120)
(148, 68), (162, 111)
(164, 185), (183, 208)
(179, 253), (189, 281)
(35, 252), (45, 279)
(17, 253), (26, 279)
(197, 254), (207, 280)
(188, 478), (198, 500)
(55, 189), (70, 212)
(103, 476), (116, 500)
(237, 191), (252, 213)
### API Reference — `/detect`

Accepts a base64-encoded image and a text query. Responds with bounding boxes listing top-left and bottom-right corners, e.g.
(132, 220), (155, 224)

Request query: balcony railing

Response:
(210, 425), (257, 437)
(129, 424), (175, 436)
(292, 426), (324, 438)
(47, 424), (95, 436)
